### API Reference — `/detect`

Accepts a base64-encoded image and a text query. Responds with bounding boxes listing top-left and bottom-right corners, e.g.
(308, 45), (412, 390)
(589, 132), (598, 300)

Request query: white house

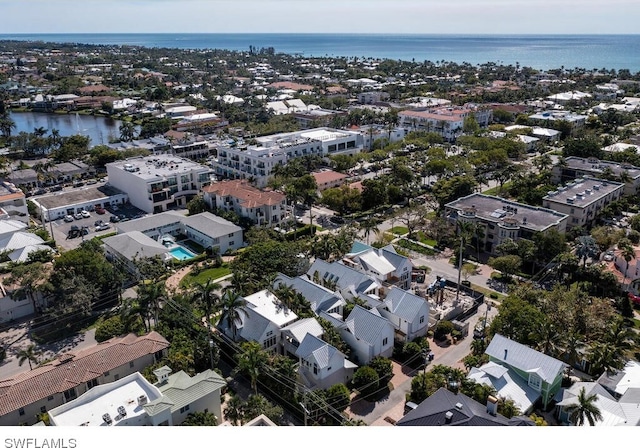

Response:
(343, 241), (414, 292)
(274, 273), (345, 317)
(375, 286), (429, 343)
(307, 259), (381, 301)
(227, 289), (299, 354)
(326, 305), (394, 365)
(295, 334), (357, 390)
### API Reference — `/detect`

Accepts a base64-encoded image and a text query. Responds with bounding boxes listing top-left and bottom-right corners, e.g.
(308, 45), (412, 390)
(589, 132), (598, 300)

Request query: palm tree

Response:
(564, 386), (603, 426)
(217, 289), (247, 340)
(223, 395), (244, 425)
(136, 281), (166, 331)
(619, 243), (636, 290)
(360, 218), (380, 245)
(235, 341), (268, 394)
(0, 114), (16, 139)
(455, 220), (475, 302)
(193, 279), (222, 329)
(17, 344), (38, 370)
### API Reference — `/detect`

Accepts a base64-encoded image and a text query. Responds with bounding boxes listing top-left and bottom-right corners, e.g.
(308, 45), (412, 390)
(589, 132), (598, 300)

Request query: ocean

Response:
(1, 33), (639, 73)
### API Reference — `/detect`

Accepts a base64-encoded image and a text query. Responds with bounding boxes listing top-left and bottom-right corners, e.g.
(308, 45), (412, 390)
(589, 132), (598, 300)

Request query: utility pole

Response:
(300, 393), (310, 427)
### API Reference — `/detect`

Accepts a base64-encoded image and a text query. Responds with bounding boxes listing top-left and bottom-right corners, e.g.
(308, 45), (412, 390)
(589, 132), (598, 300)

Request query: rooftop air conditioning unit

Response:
(117, 406), (127, 417)
(137, 395), (148, 406)
(102, 413), (112, 425)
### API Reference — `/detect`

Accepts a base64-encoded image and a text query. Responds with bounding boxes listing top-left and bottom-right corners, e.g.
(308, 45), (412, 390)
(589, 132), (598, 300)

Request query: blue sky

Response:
(1, 0), (638, 34)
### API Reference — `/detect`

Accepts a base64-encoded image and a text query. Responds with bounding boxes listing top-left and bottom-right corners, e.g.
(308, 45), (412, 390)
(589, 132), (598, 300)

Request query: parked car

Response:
(110, 215), (120, 223)
(64, 215), (74, 223)
(603, 250), (615, 261)
(95, 206), (106, 215)
(95, 220), (104, 227)
(50, 185), (63, 192)
(95, 223), (111, 231)
(74, 213), (83, 220)
(81, 210), (90, 218)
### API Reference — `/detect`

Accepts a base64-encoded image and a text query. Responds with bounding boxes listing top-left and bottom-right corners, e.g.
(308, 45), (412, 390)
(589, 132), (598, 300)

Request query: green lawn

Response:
(180, 264), (231, 288)
(482, 183), (511, 196)
(390, 226), (409, 235)
(470, 284), (507, 301)
(416, 231), (437, 247)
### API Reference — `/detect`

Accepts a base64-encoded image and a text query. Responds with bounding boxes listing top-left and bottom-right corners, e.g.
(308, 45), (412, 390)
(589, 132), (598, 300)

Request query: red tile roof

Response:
(312, 170), (348, 185)
(203, 180), (286, 208)
(0, 331), (169, 416)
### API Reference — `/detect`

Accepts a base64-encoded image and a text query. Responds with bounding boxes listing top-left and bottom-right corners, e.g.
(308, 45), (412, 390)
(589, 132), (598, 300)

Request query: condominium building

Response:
(445, 193), (569, 254)
(542, 177), (624, 228)
(398, 105), (492, 141)
(552, 157), (640, 196)
(202, 179), (287, 227)
(106, 155), (215, 213)
(212, 127), (364, 188)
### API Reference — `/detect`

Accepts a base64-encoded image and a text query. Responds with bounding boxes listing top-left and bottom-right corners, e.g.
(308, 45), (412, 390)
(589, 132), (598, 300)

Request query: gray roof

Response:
(281, 317), (323, 344)
(295, 333), (341, 369)
(383, 287), (427, 321)
(183, 212), (242, 237)
(275, 273), (345, 314)
(36, 185), (125, 209)
(445, 193), (568, 232)
(397, 387), (534, 426)
(103, 231), (168, 261)
(116, 211), (184, 234)
(345, 305), (392, 346)
(237, 310), (271, 343)
(307, 259), (379, 295)
(561, 157), (640, 180)
(485, 334), (566, 383)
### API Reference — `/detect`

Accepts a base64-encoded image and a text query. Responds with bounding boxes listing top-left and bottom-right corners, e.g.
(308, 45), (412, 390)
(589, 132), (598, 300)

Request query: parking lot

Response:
(50, 203), (147, 251)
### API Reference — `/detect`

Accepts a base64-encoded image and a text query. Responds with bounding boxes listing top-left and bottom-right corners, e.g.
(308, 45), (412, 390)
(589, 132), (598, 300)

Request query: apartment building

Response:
(398, 105), (492, 142)
(542, 177), (624, 229)
(0, 332), (169, 426)
(202, 179), (287, 227)
(445, 193), (569, 254)
(212, 127), (364, 188)
(106, 155), (215, 213)
(552, 156), (640, 196)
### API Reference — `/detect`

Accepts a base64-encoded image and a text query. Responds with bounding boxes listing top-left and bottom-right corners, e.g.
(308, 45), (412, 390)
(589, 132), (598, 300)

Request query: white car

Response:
(64, 215), (74, 223)
(603, 250), (615, 262)
(81, 210), (90, 218)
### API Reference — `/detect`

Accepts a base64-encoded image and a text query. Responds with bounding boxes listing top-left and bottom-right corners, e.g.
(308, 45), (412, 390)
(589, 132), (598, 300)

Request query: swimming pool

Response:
(169, 246), (197, 261)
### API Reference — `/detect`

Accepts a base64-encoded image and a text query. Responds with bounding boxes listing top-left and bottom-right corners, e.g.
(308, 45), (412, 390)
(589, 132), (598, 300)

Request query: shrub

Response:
(368, 356), (394, 382)
(434, 320), (455, 340)
(353, 366), (380, 398)
(325, 383), (351, 412)
(95, 315), (125, 342)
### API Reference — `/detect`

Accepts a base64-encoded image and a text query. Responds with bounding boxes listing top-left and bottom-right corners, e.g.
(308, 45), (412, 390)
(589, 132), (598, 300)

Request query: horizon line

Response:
(2, 32), (640, 36)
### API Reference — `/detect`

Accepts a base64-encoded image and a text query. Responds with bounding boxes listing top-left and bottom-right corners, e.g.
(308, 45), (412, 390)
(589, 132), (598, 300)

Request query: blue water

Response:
(1, 33), (639, 73)
(170, 246), (196, 261)
(8, 110), (127, 144)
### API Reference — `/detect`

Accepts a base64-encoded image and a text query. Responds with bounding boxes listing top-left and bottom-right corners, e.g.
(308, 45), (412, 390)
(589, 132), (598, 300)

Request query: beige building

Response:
(202, 179), (287, 227)
(0, 332), (169, 426)
(542, 177), (624, 228)
(312, 169), (349, 192)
